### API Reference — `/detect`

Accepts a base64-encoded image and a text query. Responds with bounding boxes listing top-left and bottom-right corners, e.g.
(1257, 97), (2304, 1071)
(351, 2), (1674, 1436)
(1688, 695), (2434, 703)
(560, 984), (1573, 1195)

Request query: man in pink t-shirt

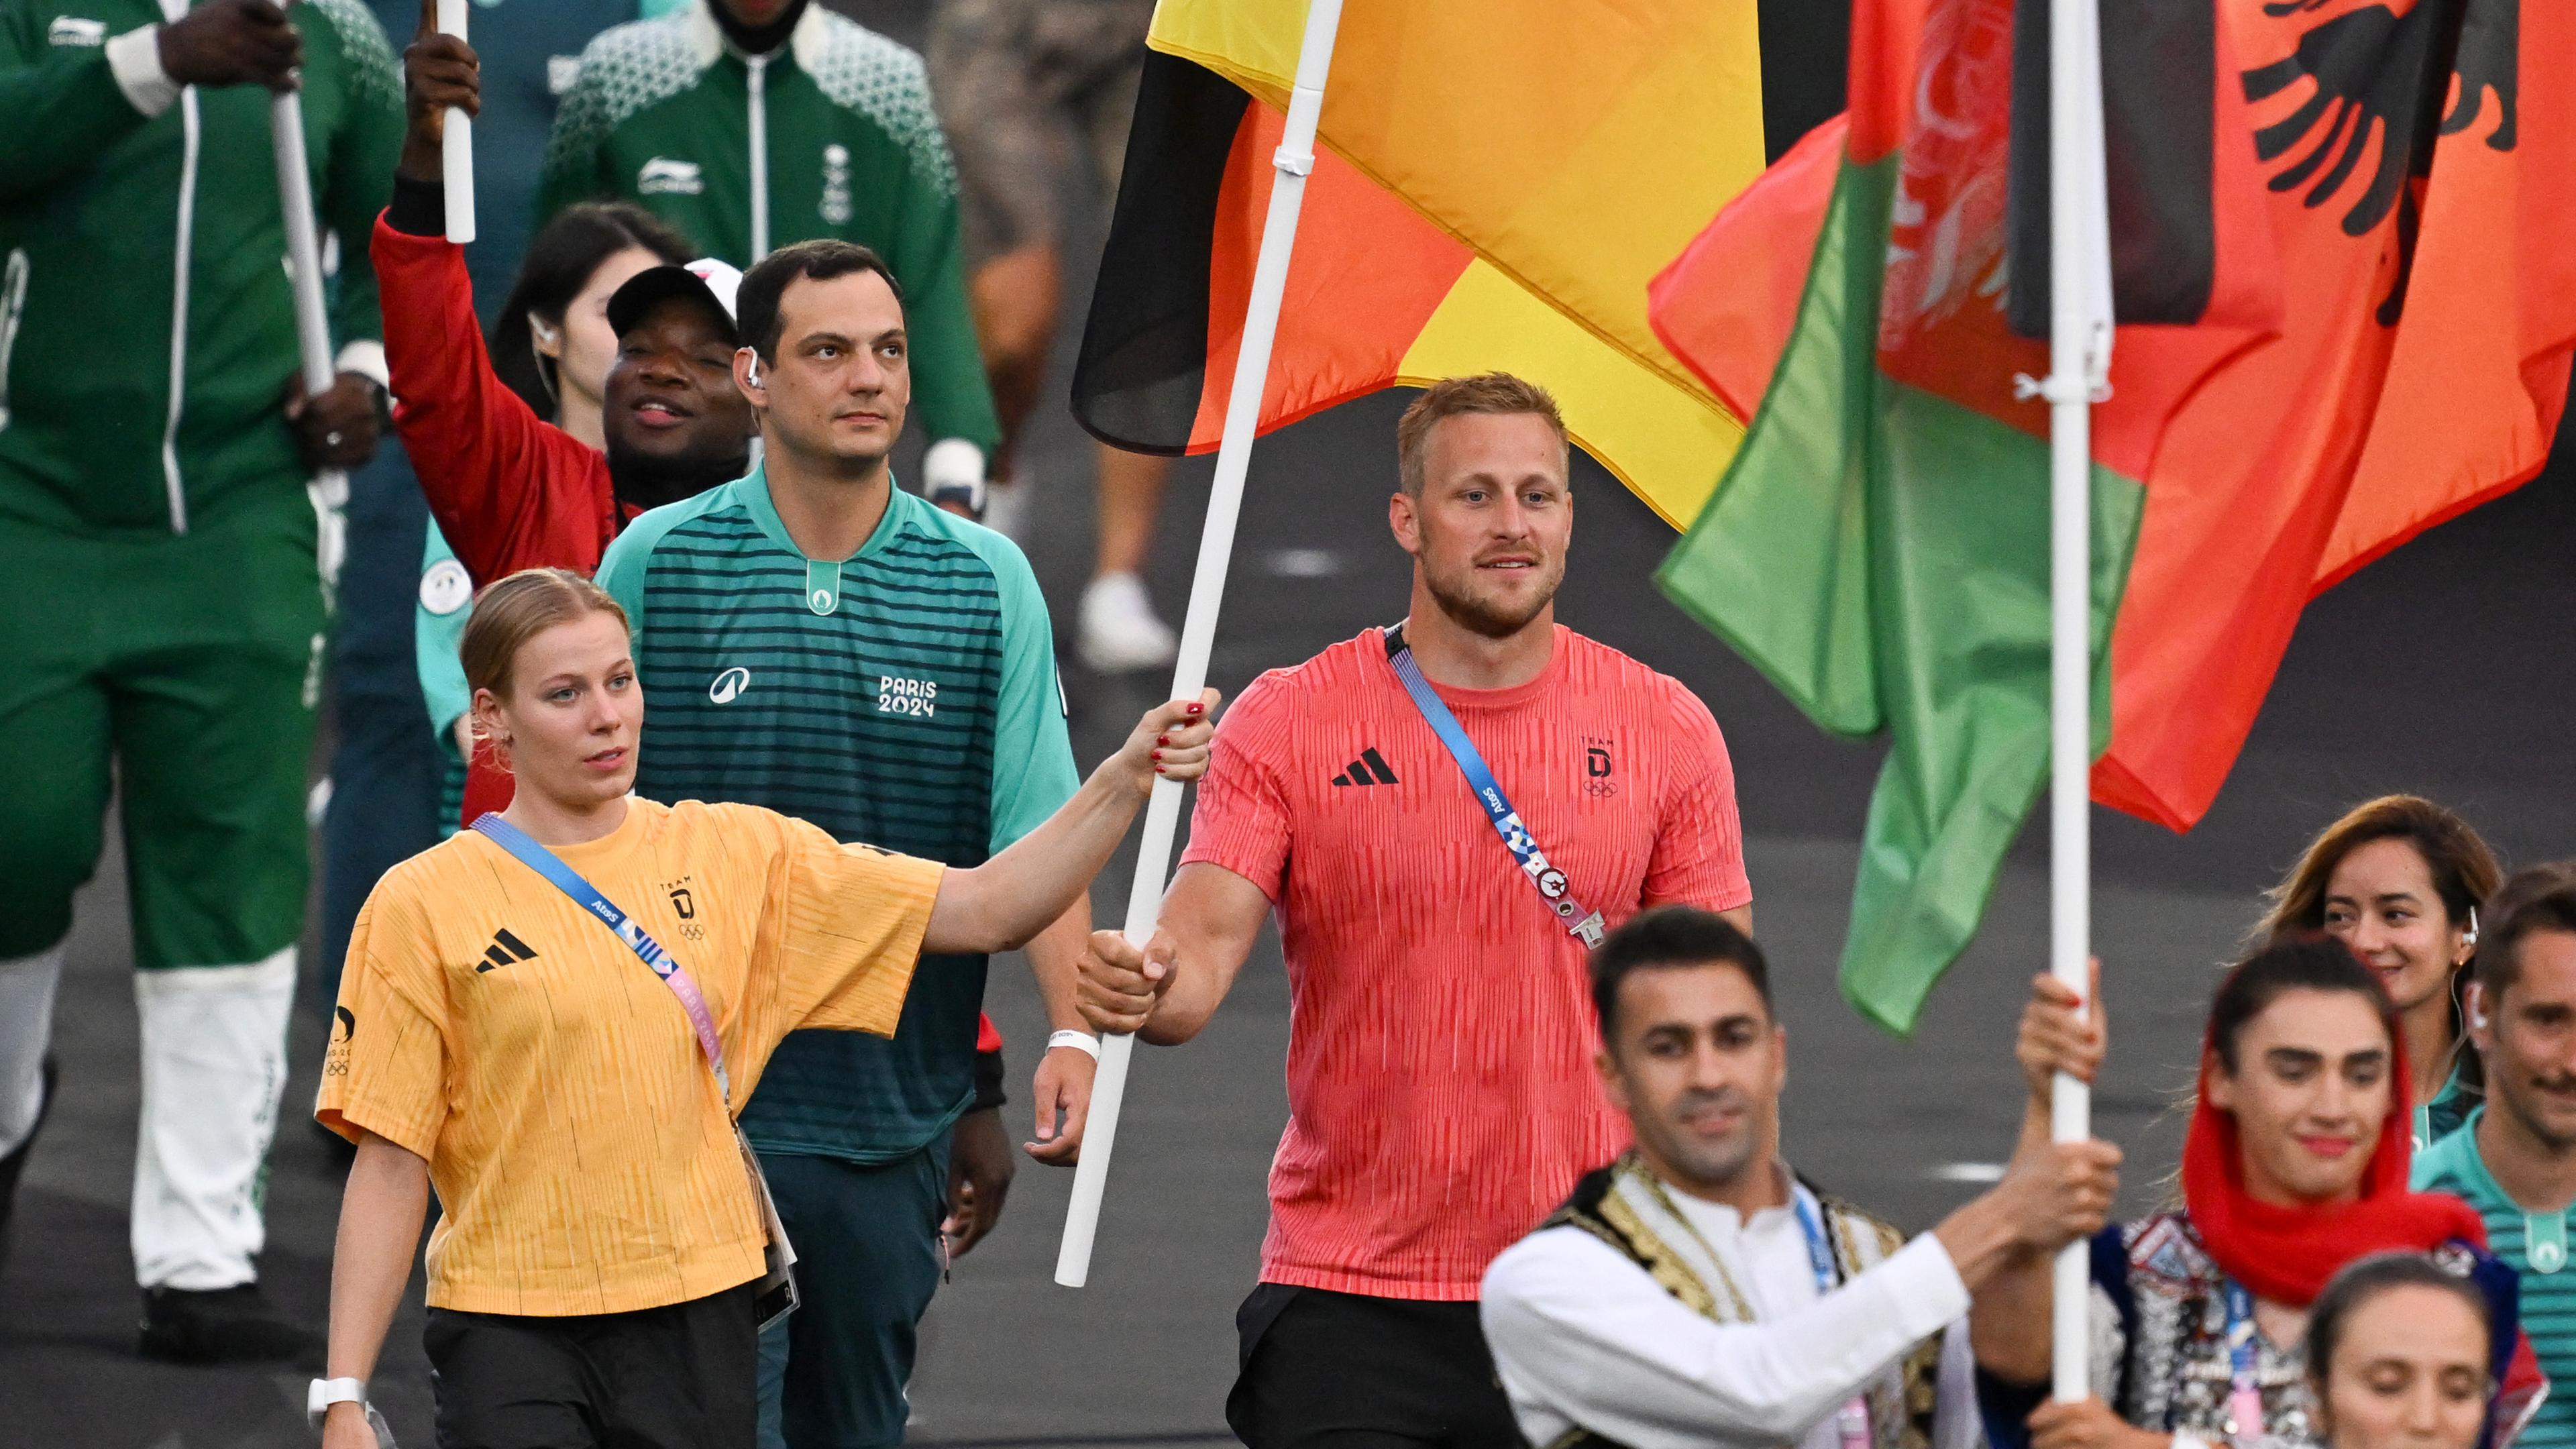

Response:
(1077, 373), (1754, 1448)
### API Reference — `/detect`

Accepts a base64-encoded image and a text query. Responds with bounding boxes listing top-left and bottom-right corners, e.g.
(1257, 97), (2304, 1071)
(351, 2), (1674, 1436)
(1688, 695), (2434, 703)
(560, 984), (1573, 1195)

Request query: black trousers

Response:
(425, 1282), (759, 1449)
(1226, 1284), (1524, 1449)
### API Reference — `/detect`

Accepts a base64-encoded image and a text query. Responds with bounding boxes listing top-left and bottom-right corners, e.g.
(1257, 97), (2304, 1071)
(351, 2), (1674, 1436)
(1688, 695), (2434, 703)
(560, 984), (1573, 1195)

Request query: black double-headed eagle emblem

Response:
(2242, 0), (2517, 321)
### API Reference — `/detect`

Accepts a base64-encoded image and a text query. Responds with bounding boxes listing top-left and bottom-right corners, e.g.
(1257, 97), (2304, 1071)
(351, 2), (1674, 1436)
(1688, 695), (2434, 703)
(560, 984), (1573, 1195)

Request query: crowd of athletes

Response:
(2, 5), (2575, 1449)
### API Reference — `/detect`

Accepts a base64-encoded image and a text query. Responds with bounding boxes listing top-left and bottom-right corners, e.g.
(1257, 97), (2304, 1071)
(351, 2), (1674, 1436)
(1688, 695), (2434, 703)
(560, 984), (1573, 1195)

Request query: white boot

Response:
(132, 947), (294, 1293)
(1078, 571), (1179, 673)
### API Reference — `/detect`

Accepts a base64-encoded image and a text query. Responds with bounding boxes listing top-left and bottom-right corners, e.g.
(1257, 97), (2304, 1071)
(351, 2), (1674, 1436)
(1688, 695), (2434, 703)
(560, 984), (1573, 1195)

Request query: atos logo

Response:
(709, 666), (751, 704)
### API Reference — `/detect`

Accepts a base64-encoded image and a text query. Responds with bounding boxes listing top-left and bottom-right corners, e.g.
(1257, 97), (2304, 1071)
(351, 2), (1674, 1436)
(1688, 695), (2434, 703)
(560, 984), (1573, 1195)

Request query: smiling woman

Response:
(1970, 940), (2544, 1449)
(2259, 798), (2504, 1148)
(310, 568), (1218, 1449)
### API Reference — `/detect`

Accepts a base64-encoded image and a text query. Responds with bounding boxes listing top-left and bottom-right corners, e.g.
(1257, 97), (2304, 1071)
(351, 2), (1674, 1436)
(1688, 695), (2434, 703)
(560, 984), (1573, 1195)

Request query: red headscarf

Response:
(2182, 979), (2486, 1306)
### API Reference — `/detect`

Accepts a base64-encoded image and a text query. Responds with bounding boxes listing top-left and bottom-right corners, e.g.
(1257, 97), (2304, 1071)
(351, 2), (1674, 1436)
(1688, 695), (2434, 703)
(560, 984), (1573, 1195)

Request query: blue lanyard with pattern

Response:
(1794, 1188), (1873, 1449)
(471, 812), (734, 1101)
(2222, 1281), (2265, 1449)
(1384, 627), (1606, 948)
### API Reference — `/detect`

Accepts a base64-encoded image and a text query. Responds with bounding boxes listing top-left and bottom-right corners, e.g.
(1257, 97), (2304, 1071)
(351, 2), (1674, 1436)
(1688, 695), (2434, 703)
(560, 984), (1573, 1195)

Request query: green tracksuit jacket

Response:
(0, 0), (400, 536)
(538, 0), (1000, 458)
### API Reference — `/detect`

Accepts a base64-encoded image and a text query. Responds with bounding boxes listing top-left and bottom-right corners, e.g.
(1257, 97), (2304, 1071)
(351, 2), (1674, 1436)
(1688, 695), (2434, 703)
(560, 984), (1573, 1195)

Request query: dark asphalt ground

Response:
(7, 3), (2575, 1444)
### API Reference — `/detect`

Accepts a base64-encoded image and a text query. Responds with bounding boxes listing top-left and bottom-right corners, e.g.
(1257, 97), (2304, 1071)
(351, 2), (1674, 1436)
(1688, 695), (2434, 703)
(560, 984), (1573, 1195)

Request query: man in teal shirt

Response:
(2414, 862), (2576, 1449)
(598, 238), (1089, 1449)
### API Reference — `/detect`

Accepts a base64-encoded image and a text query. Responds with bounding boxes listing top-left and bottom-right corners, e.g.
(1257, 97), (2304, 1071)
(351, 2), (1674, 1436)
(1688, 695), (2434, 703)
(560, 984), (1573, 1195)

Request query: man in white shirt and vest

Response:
(1480, 907), (2124, 1449)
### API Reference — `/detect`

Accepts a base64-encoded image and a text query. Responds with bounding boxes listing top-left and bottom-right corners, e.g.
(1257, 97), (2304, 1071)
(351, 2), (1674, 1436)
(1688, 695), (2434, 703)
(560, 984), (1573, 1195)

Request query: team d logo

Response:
(1537, 868), (1568, 900)
(709, 665), (751, 704)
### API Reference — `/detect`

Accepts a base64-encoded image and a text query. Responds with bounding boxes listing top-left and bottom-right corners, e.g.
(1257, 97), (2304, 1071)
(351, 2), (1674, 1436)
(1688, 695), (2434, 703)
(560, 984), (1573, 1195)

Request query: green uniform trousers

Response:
(0, 489), (327, 969)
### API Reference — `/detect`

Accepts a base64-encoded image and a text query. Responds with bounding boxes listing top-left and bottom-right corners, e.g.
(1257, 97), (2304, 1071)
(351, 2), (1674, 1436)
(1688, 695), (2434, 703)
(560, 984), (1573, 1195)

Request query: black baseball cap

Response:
(605, 257), (745, 342)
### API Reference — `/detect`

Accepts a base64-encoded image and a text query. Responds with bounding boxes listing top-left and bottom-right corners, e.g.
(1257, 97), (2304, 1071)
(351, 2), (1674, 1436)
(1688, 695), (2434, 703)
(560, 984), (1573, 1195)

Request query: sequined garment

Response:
(2098, 1214), (2320, 1449)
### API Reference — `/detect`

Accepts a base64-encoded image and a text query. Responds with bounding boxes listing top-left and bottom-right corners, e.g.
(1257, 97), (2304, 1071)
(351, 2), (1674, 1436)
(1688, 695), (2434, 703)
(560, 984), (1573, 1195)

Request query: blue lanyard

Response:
(471, 812), (734, 1099)
(2222, 1281), (2265, 1449)
(1385, 628), (1605, 947)
(1792, 1189), (1842, 1295)
(1794, 1187), (1874, 1449)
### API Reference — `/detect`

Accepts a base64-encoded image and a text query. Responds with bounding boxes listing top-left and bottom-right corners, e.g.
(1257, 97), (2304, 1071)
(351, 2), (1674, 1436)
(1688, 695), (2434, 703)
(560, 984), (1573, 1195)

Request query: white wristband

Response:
(1048, 1028), (1102, 1061)
(307, 1377), (367, 1428)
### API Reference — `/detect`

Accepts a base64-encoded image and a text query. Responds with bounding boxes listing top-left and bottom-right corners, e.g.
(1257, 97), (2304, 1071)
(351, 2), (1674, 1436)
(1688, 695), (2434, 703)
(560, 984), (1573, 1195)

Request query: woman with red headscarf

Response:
(1970, 936), (2545, 1449)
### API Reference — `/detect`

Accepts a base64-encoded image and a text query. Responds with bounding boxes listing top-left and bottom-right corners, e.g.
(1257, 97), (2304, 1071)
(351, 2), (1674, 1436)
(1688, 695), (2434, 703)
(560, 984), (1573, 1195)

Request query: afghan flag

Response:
(1655, 0), (2575, 1033)
(1651, 0), (2282, 1033)
(1071, 0), (1766, 527)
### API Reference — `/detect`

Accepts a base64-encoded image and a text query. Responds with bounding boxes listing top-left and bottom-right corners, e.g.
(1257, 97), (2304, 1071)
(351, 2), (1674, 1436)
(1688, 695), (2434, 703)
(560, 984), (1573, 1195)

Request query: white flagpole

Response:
(438, 0), (476, 244)
(270, 83), (350, 601)
(1055, 0), (1348, 1290)
(2044, 0), (2114, 1405)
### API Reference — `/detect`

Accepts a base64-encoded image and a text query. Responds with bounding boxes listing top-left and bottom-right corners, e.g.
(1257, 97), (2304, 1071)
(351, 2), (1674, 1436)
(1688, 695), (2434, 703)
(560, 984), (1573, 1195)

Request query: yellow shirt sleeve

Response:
(759, 812), (945, 1038)
(315, 876), (452, 1159)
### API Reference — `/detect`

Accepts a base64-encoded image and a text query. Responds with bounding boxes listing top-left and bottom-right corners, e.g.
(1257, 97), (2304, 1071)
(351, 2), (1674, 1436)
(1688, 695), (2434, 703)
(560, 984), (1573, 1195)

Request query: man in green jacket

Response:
(0, 0), (400, 1362)
(539, 0), (1002, 515)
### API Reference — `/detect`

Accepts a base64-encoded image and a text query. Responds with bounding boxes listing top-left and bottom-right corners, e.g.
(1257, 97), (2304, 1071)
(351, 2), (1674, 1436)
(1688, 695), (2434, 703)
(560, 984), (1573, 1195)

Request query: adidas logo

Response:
(1330, 748), (1400, 788)
(476, 928), (539, 973)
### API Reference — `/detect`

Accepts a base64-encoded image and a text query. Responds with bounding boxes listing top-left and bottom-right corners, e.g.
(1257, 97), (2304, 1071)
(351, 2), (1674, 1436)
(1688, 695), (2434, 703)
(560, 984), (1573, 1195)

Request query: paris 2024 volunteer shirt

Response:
(1179, 625), (1752, 1300)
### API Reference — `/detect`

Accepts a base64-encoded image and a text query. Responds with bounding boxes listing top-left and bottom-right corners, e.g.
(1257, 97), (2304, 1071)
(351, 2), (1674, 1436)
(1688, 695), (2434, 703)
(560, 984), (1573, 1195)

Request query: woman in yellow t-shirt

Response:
(312, 568), (1214, 1449)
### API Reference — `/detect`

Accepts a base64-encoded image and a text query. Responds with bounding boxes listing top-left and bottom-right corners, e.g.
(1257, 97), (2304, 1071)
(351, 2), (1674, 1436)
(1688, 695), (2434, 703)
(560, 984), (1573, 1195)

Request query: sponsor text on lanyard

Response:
(1385, 627), (1605, 948)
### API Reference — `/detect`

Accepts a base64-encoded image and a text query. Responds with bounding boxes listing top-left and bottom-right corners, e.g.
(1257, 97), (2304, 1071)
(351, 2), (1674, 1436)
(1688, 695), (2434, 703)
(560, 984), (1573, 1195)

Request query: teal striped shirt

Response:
(598, 468), (1077, 1161)
(2414, 1108), (2576, 1449)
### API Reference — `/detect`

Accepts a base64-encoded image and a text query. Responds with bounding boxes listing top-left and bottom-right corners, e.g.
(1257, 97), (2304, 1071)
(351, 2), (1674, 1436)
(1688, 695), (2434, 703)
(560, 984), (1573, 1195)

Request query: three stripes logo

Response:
(476, 928), (539, 974)
(1330, 747), (1400, 788)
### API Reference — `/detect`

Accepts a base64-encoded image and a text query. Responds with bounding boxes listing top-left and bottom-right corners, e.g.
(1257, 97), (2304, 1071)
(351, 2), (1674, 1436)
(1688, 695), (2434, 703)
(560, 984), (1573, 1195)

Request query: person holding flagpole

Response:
(392, 40), (1096, 1448)
(1074, 372), (1754, 1448)
(1974, 938), (2546, 1449)
(313, 566), (1214, 1449)
(1480, 906), (2123, 1449)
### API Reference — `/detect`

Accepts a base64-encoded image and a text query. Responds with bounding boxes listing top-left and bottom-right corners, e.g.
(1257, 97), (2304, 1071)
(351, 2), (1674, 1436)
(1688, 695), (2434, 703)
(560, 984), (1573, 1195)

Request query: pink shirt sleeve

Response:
(1178, 673), (1297, 903)
(1644, 680), (1753, 912)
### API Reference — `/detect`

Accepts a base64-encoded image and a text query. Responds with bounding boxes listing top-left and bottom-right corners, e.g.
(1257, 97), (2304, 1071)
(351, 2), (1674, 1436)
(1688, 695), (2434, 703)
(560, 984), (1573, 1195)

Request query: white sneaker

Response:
(1079, 572), (1179, 673)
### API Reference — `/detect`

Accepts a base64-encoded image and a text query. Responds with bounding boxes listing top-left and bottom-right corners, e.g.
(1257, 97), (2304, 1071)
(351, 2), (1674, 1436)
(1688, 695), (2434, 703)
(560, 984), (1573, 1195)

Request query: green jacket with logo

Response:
(0, 0), (400, 535)
(538, 0), (999, 457)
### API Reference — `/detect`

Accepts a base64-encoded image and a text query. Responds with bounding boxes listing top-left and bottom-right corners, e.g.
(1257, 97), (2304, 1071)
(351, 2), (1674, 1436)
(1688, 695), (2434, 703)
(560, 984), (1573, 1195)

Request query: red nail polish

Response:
(1187, 702), (1205, 716)
(1151, 749), (1163, 761)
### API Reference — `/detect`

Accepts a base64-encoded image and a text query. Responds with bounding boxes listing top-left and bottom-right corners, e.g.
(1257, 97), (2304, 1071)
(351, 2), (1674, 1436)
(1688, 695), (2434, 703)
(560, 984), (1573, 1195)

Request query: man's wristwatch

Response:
(308, 1377), (367, 1429)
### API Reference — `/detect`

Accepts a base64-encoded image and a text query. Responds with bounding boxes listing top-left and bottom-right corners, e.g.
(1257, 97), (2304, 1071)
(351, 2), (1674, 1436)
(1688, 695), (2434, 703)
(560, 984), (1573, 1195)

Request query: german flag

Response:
(1071, 0), (1767, 529)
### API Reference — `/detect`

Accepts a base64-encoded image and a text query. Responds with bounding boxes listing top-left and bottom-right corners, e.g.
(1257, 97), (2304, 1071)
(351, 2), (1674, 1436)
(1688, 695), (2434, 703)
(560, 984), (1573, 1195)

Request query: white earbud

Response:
(2463, 904), (2481, 951)
(744, 354), (764, 387)
(531, 319), (559, 344)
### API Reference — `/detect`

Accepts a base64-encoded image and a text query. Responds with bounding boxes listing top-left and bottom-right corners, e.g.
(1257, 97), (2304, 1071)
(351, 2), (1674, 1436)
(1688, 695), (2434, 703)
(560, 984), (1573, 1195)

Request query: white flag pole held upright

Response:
(1055, 0), (1348, 1290)
(2015, 0), (2116, 1404)
(437, 0), (475, 243)
(268, 72), (349, 600)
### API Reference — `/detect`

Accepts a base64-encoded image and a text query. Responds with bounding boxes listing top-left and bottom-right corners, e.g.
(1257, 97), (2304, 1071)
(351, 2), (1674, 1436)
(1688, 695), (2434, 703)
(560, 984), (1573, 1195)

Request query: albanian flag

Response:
(2098, 0), (2576, 831)
(1654, 0), (2575, 1032)
(1651, 0), (2284, 1034)
(1071, 0), (1767, 528)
